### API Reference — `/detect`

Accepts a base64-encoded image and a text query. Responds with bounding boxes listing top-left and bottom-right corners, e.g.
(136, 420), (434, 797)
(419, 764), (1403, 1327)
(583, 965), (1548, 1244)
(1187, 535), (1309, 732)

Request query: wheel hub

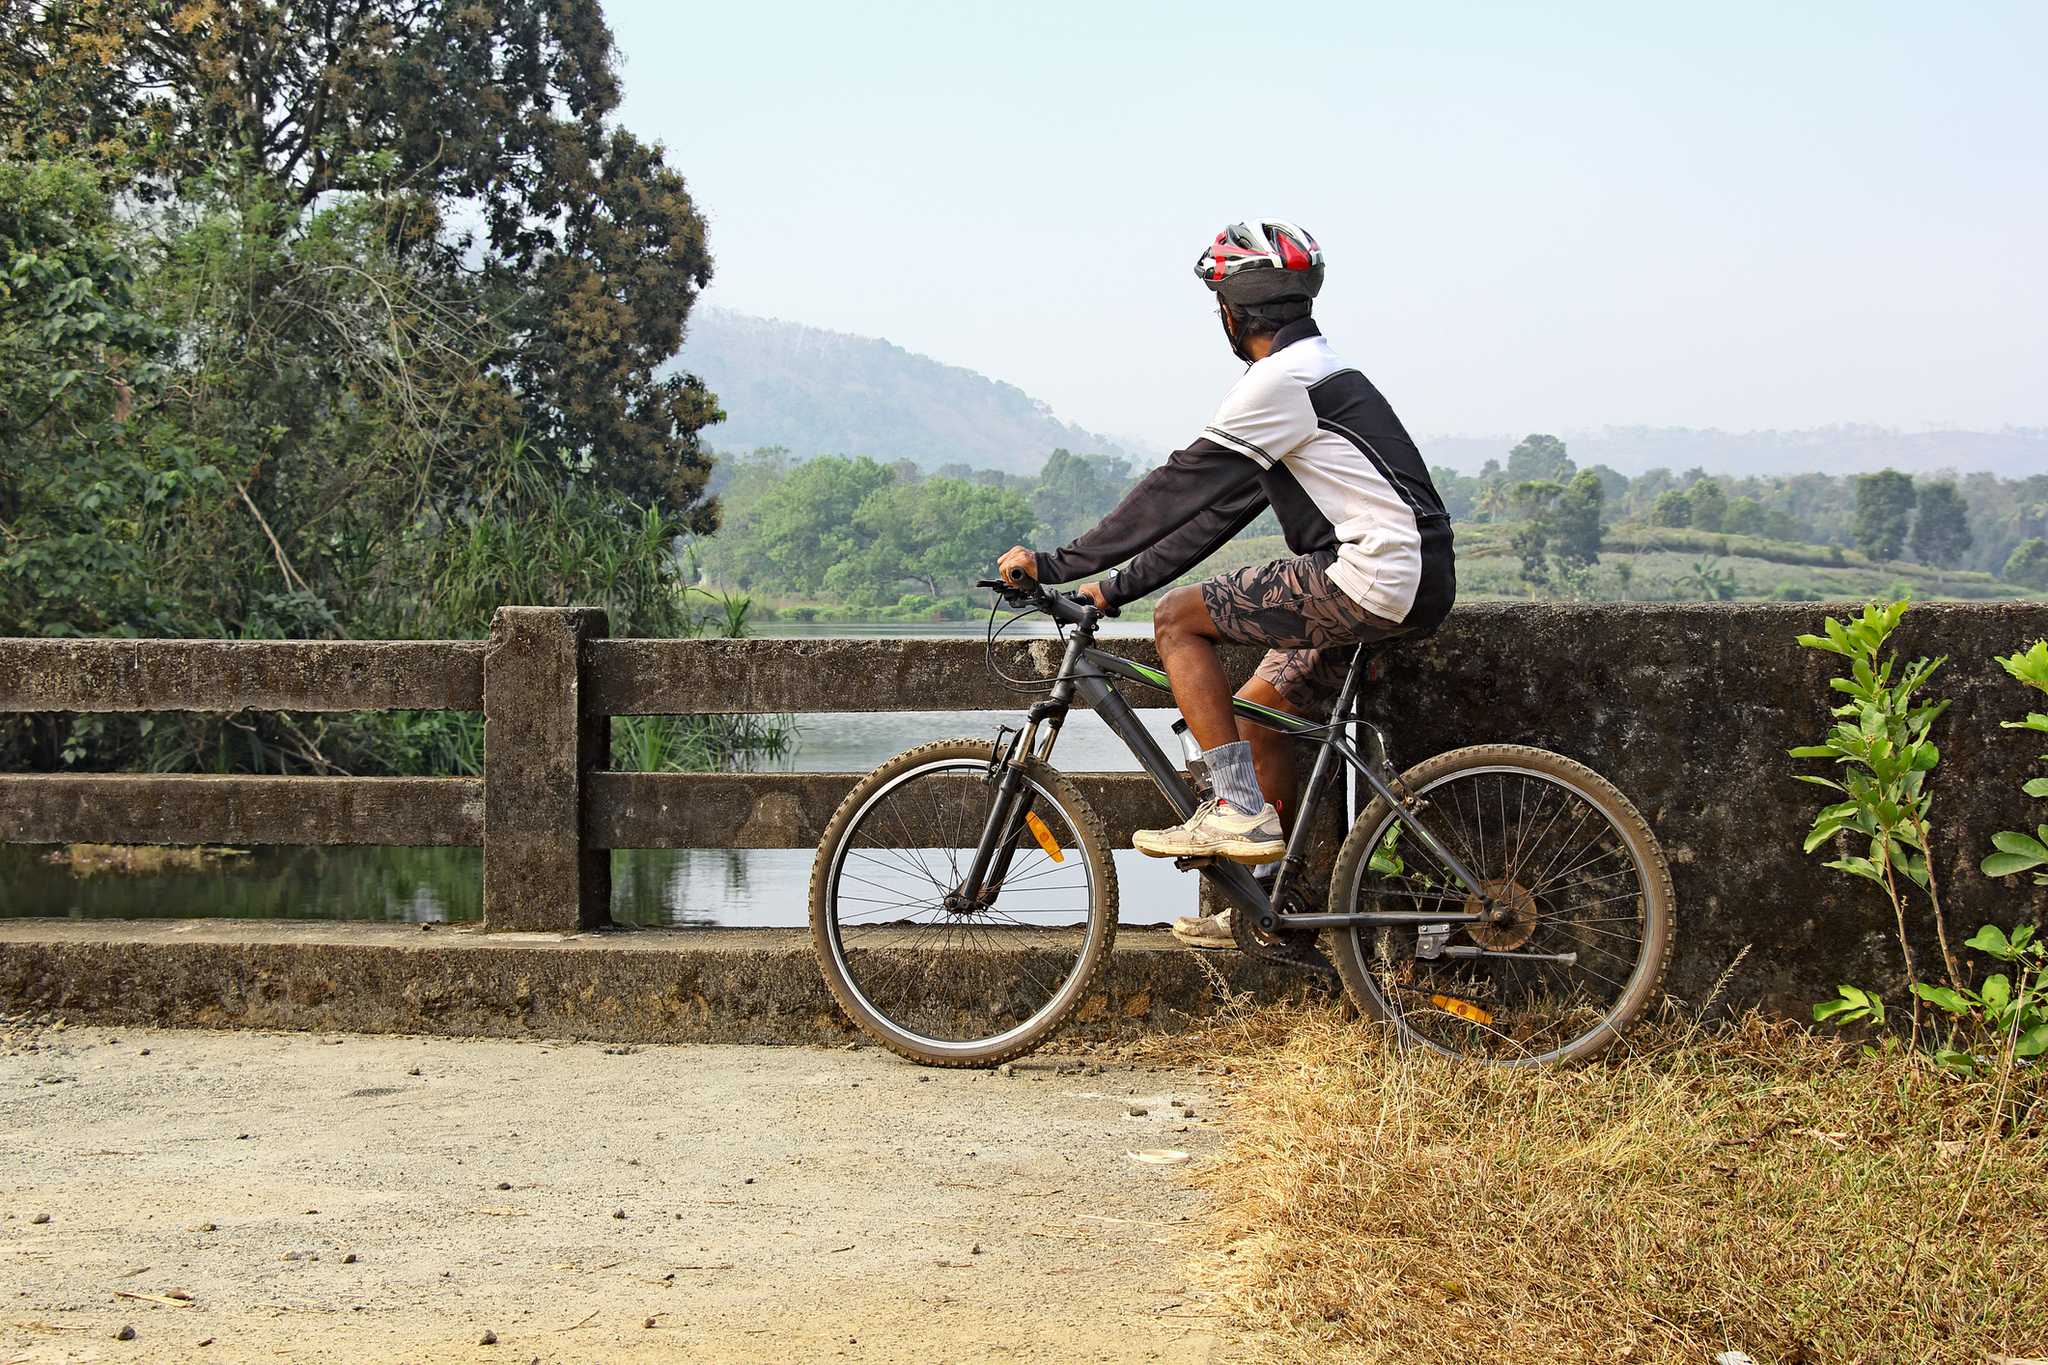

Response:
(1465, 878), (1538, 951)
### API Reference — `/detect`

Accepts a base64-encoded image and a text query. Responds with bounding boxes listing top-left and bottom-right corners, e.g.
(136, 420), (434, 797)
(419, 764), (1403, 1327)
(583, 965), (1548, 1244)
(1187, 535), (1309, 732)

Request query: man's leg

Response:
(1151, 585), (1239, 751)
(1136, 585), (1283, 861)
(1236, 674), (1303, 834)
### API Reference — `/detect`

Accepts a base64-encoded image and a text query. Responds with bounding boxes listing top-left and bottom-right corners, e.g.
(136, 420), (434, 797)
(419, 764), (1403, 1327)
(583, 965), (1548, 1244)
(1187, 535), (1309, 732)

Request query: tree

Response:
(1505, 434), (1574, 485)
(854, 478), (1034, 599)
(1687, 477), (1728, 533)
(0, 160), (191, 638)
(1853, 470), (1917, 562)
(1627, 467), (1678, 520)
(2005, 538), (2048, 591)
(1583, 464), (1629, 515)
(1550, 471), (1606, 569)
(2, 0), (720, 525)
(1031, 449), (1132, 546)
(1461, 458), (1508, 522)
(1909, 480), (1973, 568)
(1428, 464), (1480, 522)
(1507, 480), (1561, 593)
(1723, 496), (1766, 537)
(1651, 488), (1693, 528)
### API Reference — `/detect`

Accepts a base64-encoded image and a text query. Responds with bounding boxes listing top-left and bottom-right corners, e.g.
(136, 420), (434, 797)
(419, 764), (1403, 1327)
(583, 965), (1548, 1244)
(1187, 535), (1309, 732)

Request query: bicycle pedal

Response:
(1171, 856), (1217, 872)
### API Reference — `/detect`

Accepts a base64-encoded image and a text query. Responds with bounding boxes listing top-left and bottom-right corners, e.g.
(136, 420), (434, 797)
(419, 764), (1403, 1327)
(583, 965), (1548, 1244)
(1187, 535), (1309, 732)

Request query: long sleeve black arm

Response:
(1033, 439), (1261, 601)
(1102, 477), (1269, 607)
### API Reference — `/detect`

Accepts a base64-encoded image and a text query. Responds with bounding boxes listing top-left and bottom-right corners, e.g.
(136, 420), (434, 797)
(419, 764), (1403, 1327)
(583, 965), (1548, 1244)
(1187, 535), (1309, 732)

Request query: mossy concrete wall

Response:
(1367, 603), (2048, 1013)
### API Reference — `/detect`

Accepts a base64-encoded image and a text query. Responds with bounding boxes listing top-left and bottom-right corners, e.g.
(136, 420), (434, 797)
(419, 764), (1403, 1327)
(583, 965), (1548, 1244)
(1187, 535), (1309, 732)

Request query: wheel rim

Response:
(1344, 763), (1656, 1064)
(825, 759), (1102, 1057)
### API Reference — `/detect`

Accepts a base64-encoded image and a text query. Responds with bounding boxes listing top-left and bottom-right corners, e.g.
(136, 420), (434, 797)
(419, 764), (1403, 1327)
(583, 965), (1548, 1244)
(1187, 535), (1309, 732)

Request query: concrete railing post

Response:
(483, 607), (610, 931)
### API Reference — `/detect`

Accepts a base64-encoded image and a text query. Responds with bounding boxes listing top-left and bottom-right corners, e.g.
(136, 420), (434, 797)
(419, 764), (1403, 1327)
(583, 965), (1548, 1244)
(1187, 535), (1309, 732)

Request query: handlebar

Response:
(974, 579), (1098, 628)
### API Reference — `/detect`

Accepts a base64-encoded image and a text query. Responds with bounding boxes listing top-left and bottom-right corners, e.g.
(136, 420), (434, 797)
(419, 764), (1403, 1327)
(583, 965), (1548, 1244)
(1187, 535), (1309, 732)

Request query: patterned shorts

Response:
(1198, 550), (1409, 712)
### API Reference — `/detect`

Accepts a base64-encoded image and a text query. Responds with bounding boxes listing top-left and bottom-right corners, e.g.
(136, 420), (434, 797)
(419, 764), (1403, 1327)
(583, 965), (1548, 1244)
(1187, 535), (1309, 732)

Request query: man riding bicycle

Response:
(998, 219), (1457, 947)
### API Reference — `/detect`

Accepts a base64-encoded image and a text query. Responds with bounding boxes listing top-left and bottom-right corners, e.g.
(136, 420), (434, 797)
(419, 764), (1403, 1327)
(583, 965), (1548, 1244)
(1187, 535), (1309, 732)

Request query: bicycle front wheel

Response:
(809, 739), (1118, 1067)
(1326, 743), (1675, 1065)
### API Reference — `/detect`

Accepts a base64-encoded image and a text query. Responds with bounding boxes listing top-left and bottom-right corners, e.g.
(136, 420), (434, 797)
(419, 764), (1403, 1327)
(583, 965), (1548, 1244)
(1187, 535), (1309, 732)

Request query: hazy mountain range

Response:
(676, 309), (1131, 474)
(679, 309), (2046, 480)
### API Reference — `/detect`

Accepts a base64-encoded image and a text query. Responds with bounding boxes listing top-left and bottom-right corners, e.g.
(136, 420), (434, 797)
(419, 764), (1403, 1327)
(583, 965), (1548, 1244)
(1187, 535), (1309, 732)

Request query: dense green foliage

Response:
(2, 0), (721, 519)
(1433, 445), (2048, 583)
(0, 4), (768, 776)
(695, 449), (1036, 609)
(2008, 540), (2048, 591)
(1853, 470), (1919, 562)
(706, 430), (2046, 614)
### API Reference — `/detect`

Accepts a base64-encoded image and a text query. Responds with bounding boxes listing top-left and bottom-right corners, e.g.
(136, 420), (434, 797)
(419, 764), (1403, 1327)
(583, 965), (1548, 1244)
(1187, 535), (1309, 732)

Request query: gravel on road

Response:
(0, 1016), (1230, 1363)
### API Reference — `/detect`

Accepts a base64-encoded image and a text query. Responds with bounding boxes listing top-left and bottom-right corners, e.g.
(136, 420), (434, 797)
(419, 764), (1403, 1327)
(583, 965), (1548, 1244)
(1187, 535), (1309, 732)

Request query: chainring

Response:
(1231, 884), (1338, 976)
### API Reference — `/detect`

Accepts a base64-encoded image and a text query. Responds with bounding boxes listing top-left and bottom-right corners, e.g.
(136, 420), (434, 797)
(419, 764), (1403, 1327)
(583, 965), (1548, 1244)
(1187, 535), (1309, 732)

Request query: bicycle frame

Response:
(962, 590), (1499, 935)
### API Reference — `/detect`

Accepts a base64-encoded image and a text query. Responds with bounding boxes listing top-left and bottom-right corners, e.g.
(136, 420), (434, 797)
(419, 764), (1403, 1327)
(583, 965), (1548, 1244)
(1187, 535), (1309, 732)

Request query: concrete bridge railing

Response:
(0, 607), (1242, 931)
(4, 601), (2047, 1018)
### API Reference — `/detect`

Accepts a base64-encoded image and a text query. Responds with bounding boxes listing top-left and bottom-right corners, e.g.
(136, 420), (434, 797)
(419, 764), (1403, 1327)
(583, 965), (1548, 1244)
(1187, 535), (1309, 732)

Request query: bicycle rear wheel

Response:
(1325, 743), (1675, 1065)
(810, 738), (1118, 1067)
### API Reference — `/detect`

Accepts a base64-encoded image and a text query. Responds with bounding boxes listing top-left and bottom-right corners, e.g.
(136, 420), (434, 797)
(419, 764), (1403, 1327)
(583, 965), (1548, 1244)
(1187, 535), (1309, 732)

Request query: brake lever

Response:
(976, 577), (1040, 608)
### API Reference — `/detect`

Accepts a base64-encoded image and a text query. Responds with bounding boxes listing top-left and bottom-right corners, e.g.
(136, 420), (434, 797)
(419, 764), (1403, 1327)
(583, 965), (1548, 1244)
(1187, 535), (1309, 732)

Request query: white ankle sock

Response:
(1203, 740), (1265, 813)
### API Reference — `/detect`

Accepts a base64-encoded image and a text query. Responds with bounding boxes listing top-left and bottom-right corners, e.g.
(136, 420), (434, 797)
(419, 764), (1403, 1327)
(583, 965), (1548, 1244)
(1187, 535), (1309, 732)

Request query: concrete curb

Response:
(0, 920), (1330, 1045)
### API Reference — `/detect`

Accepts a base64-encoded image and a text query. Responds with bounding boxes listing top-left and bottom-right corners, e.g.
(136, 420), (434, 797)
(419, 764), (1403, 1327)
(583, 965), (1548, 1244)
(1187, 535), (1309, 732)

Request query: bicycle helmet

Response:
(1195, 219), (1325, 305)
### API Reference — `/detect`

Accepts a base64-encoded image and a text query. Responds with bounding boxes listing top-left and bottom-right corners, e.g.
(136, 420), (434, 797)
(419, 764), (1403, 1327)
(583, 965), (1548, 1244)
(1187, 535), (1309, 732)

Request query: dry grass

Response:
(1180, 1005), (2048, 1364)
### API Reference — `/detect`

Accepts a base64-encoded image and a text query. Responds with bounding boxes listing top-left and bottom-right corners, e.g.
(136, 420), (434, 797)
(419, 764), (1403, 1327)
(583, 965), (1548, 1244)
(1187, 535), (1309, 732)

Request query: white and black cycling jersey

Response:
(1034, 318), (1454, 629)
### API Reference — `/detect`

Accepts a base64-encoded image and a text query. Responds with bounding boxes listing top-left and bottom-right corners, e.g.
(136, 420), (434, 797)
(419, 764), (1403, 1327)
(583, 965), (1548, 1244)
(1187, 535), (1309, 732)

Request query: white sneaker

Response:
(1170, 908), (1237, 950)
(1133, 800), (1285, 864)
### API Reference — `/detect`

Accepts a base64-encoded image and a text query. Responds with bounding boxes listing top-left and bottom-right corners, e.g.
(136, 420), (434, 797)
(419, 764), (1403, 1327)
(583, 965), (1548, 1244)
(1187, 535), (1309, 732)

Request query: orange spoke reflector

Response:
(1024, 811), (1064, 862)
(1430, 994), (1493, 1025)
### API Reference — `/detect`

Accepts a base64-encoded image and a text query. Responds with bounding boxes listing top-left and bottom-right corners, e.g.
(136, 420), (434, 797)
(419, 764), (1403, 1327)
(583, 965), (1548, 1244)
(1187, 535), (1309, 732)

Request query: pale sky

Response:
(606, 0), (2045, 450)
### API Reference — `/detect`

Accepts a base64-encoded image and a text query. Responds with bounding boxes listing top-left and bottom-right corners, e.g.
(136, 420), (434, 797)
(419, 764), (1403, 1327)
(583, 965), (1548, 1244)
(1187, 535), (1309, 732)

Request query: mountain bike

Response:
(809, 580), (1675, 1068)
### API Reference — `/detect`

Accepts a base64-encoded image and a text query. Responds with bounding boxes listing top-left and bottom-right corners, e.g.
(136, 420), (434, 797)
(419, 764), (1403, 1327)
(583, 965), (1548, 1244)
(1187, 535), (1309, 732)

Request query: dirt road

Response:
(1, 1019), (1229, 1363)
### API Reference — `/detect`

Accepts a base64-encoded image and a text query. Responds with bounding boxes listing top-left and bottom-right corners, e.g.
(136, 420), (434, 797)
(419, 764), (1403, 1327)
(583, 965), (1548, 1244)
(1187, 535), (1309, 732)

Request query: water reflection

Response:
(0, 843), (482, 923)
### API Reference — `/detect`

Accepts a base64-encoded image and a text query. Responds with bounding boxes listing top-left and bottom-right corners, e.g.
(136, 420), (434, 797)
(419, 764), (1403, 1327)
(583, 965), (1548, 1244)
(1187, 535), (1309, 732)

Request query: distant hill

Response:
(674, 309), (1131, 475)
(1424, 425), (2048, 479)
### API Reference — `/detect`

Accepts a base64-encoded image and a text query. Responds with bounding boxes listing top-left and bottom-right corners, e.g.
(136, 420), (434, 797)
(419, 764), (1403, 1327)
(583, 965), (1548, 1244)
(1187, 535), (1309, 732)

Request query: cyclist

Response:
(998, 219), (1456, 947)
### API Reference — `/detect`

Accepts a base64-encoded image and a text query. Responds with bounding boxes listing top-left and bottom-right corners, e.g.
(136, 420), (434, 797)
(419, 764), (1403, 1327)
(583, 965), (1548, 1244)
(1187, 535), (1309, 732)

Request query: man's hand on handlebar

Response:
(986, 550), (1110, 620)
(997, 545), (1039, 587)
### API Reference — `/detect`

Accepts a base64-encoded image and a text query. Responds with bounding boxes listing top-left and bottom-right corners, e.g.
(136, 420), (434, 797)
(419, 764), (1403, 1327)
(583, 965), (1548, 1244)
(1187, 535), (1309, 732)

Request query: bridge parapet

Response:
(4, 601), (2046, 1013)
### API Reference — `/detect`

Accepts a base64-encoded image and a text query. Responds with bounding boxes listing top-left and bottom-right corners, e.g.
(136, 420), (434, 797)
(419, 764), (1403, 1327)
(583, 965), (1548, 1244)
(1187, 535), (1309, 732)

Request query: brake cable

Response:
(983, 590), (1069, 693)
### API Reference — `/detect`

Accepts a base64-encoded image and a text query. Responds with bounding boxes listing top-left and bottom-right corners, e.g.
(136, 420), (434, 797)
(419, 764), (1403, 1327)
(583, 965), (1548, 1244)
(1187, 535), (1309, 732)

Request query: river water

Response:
(0, 619), (1200, 928)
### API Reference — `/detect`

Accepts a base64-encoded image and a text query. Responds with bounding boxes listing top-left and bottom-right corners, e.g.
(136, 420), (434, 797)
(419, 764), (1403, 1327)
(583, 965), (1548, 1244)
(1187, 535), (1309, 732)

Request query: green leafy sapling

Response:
(1911, 924), (2048, 1074)
(1982, 640), (2048, 884)
(1791, 599), (1961, 1012)
(1811, 984), (1886, 1029)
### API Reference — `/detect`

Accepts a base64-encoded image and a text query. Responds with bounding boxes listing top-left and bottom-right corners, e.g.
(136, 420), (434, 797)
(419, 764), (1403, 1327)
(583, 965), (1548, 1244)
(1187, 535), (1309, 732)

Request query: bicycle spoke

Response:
(825, 755), (1103, 1055)
(1345, 761), (1659, 1065)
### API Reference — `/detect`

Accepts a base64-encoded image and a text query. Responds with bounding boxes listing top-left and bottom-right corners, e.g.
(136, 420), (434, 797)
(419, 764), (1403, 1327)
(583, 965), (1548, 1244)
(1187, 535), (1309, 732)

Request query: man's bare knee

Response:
(1154, 586), (1213, 644)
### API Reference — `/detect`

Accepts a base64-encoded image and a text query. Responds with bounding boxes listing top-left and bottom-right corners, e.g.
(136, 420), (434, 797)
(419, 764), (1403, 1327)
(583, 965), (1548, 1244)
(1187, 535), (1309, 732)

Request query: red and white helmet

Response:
(1195, 219), (1325, 305)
